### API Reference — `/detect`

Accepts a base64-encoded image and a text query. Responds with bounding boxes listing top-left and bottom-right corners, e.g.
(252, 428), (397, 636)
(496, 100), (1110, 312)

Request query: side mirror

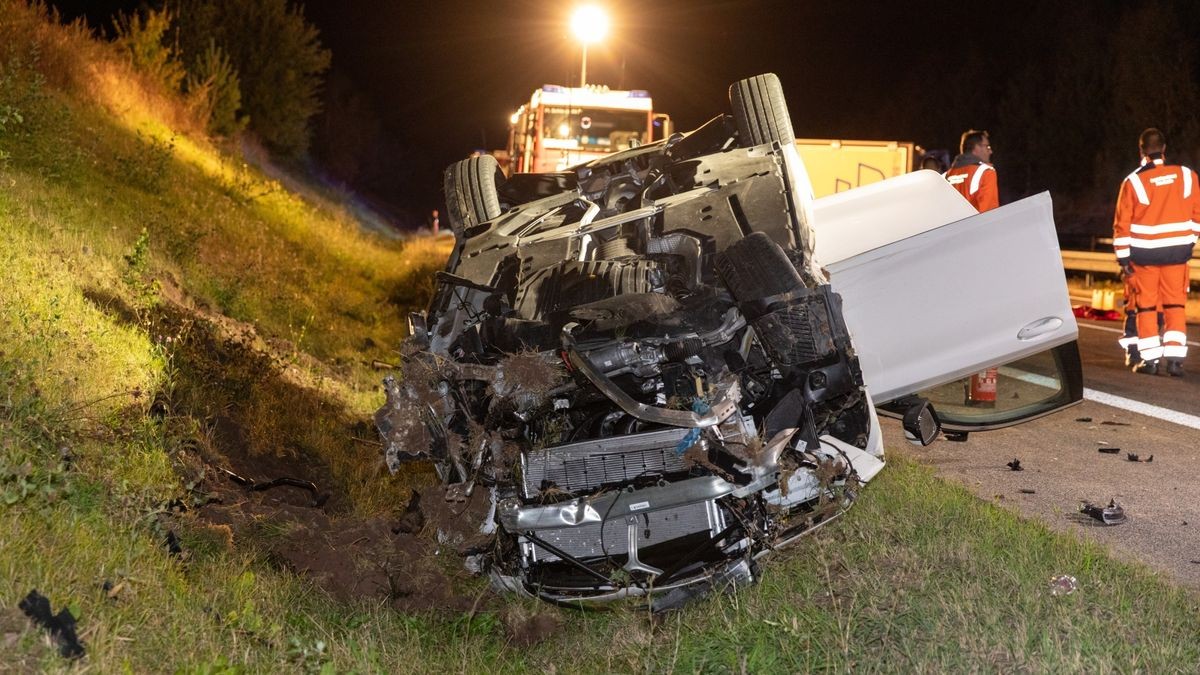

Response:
(902, 398), (941, 446)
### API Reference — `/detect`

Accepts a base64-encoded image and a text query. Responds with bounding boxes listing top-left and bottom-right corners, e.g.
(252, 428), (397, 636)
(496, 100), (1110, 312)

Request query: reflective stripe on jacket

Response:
(944, 162), (998, 212)
(1113, 157), (1200, 265)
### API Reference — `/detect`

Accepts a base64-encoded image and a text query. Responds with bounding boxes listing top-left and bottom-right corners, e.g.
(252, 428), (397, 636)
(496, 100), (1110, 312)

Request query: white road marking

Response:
(999, 366), (1200, 431)
(1077, 320), (1200, 347)
(1082, 388), (1200, 431)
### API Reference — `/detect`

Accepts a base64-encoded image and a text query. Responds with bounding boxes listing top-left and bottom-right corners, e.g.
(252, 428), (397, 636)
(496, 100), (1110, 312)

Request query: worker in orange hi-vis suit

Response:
(1113, 127), (1200, 377)
(944, 129), (1001, 405)
(944, 129), (998, 212)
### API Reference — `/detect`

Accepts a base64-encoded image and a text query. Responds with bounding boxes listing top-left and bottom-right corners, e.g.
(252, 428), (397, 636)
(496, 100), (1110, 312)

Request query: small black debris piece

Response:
(220, 467), (329, 507)
(1080, 499), (1126, 525)
(1018, 488), (1036, 494)
(1075, 417), (1093, 423)
(1100, 421), (1131, 427)
(1146, 455), (1154, 463)
(165, 530), (183, 557)
(1126, 453), (1140, 462)
(100, 579), (125, 601)
(1098, 447), (1120, 454)
(18, 590), (85, 659)
(1006, 459), (1024, 471)
(944, 431), (969, 442)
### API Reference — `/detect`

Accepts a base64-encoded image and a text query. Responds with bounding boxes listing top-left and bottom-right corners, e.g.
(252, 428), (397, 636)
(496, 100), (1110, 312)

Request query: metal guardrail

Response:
(1061, 250), (1200, 282)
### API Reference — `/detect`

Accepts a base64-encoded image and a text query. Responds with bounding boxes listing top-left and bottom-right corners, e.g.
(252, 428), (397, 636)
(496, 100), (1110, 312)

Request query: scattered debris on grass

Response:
(1098, 447), (1120, 454)
(1048, 574), (1078, 596)
(100, 579), (127, 602)
(1006, 458), (1024, 471)
(220, 467), (329, 507)
(164, 530), (183, 558)
(1080, 499), (1126, 525)
(17, 590), (85, 659)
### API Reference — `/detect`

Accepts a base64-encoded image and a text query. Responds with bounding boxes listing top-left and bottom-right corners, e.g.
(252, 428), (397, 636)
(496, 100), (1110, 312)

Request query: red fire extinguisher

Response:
(967, 367), (998, 407)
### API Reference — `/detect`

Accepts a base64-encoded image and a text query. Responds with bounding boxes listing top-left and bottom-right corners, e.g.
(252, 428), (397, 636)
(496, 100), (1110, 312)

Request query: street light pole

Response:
(581, 43), (588, 87)
(570, 5), (608, 89)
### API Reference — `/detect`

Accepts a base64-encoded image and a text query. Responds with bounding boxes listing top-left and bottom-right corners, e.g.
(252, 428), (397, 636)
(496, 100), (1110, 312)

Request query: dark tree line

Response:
(85, 0), (1200, 230)
(902, 2), (1200, 237)
(111, 0), (329, 158)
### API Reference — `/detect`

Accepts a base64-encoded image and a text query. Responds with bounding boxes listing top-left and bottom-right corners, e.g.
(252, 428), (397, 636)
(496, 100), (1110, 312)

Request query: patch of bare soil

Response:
(502, 605), (562, 647)
(84, 282), (486, 613)
(196, 488), (476, 613)
(0, 606), (52, 671)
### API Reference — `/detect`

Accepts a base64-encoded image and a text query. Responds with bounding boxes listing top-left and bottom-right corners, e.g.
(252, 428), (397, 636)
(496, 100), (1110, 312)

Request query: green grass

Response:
(2, 4), (1199, 672)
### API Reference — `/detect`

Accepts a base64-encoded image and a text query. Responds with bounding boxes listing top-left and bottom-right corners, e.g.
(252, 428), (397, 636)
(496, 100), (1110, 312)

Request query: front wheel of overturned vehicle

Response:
(443, 154), (503, 235)
(729, 72), (795, 147)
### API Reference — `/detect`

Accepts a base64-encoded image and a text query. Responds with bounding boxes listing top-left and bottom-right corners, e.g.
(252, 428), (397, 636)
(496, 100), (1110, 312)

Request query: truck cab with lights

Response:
(506, 84), (670, 174)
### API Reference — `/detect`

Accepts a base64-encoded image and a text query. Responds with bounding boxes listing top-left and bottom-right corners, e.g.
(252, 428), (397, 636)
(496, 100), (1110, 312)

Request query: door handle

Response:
(1017, 317), (1064, 341)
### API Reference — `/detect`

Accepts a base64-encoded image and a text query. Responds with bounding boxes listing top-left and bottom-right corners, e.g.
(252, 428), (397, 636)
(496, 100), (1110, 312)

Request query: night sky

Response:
(47, 1), (1200, 235)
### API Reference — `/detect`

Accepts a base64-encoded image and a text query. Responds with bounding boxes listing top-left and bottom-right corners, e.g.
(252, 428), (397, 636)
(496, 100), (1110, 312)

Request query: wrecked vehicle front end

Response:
(376, 74), (885, 609)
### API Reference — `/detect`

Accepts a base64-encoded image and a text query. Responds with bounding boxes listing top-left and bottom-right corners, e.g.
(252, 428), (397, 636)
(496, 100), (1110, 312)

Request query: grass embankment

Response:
(2, 3), (1199, 672)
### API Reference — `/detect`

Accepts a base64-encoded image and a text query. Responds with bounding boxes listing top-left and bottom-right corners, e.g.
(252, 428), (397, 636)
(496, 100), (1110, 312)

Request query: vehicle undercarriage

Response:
(376, 74), (887, 609)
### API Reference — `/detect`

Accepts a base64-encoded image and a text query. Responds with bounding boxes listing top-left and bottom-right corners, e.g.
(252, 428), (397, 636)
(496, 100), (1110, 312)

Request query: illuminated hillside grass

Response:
(2, 3), (1199, 672)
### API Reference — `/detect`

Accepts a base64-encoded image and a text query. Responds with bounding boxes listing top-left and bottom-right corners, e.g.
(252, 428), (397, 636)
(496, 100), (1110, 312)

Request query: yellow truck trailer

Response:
(796, 139), (915, 198)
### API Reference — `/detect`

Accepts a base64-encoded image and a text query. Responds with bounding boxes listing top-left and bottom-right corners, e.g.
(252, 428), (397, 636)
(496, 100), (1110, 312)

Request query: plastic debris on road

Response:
(1080, 499), (1127, 525)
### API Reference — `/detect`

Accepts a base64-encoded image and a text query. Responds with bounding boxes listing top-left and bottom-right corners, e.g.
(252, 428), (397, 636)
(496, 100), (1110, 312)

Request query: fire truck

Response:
(506, 84), (671, 175)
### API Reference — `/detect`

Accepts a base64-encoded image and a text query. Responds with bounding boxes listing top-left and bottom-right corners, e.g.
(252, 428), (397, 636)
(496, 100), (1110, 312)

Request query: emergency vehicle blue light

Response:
(542, 84), (568, 93)
(628, 90), (650, 98)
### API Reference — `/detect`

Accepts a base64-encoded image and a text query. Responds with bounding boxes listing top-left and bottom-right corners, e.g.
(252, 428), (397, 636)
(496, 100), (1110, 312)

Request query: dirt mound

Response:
(502, 605), (562, 647)
(197, 488), (477, 613)
(84, 282), (486, 612)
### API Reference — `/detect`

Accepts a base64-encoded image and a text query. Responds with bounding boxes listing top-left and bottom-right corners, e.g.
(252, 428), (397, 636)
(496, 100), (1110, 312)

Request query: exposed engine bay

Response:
(375, 74), (886, 610)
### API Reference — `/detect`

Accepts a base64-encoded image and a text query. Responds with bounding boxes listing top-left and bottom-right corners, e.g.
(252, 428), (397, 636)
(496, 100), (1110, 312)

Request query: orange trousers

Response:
(1129, 262), (1190, 360)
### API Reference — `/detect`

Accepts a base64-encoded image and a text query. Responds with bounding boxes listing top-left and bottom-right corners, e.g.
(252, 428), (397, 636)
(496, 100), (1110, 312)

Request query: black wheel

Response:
(443, 155), (503, 235)
(729, 73), (795, 147)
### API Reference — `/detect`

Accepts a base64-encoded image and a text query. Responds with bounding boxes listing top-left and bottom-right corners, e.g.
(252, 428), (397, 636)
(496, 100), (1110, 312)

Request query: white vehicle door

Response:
(812, 171), (1083, 431)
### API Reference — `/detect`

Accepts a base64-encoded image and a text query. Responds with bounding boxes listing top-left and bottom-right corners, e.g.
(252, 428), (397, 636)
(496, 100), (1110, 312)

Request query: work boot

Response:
(1166, 359), (1185, 377)
(1133, 359), (1159, 375)
(1124, 350), (1141, 368)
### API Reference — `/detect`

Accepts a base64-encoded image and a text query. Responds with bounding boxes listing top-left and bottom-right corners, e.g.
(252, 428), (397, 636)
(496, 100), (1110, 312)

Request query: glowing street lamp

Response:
(570, 5), (609, 87)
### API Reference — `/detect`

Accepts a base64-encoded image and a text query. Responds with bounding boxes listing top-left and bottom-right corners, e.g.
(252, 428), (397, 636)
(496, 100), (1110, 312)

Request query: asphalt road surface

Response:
(883, 318), (1200, 590)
